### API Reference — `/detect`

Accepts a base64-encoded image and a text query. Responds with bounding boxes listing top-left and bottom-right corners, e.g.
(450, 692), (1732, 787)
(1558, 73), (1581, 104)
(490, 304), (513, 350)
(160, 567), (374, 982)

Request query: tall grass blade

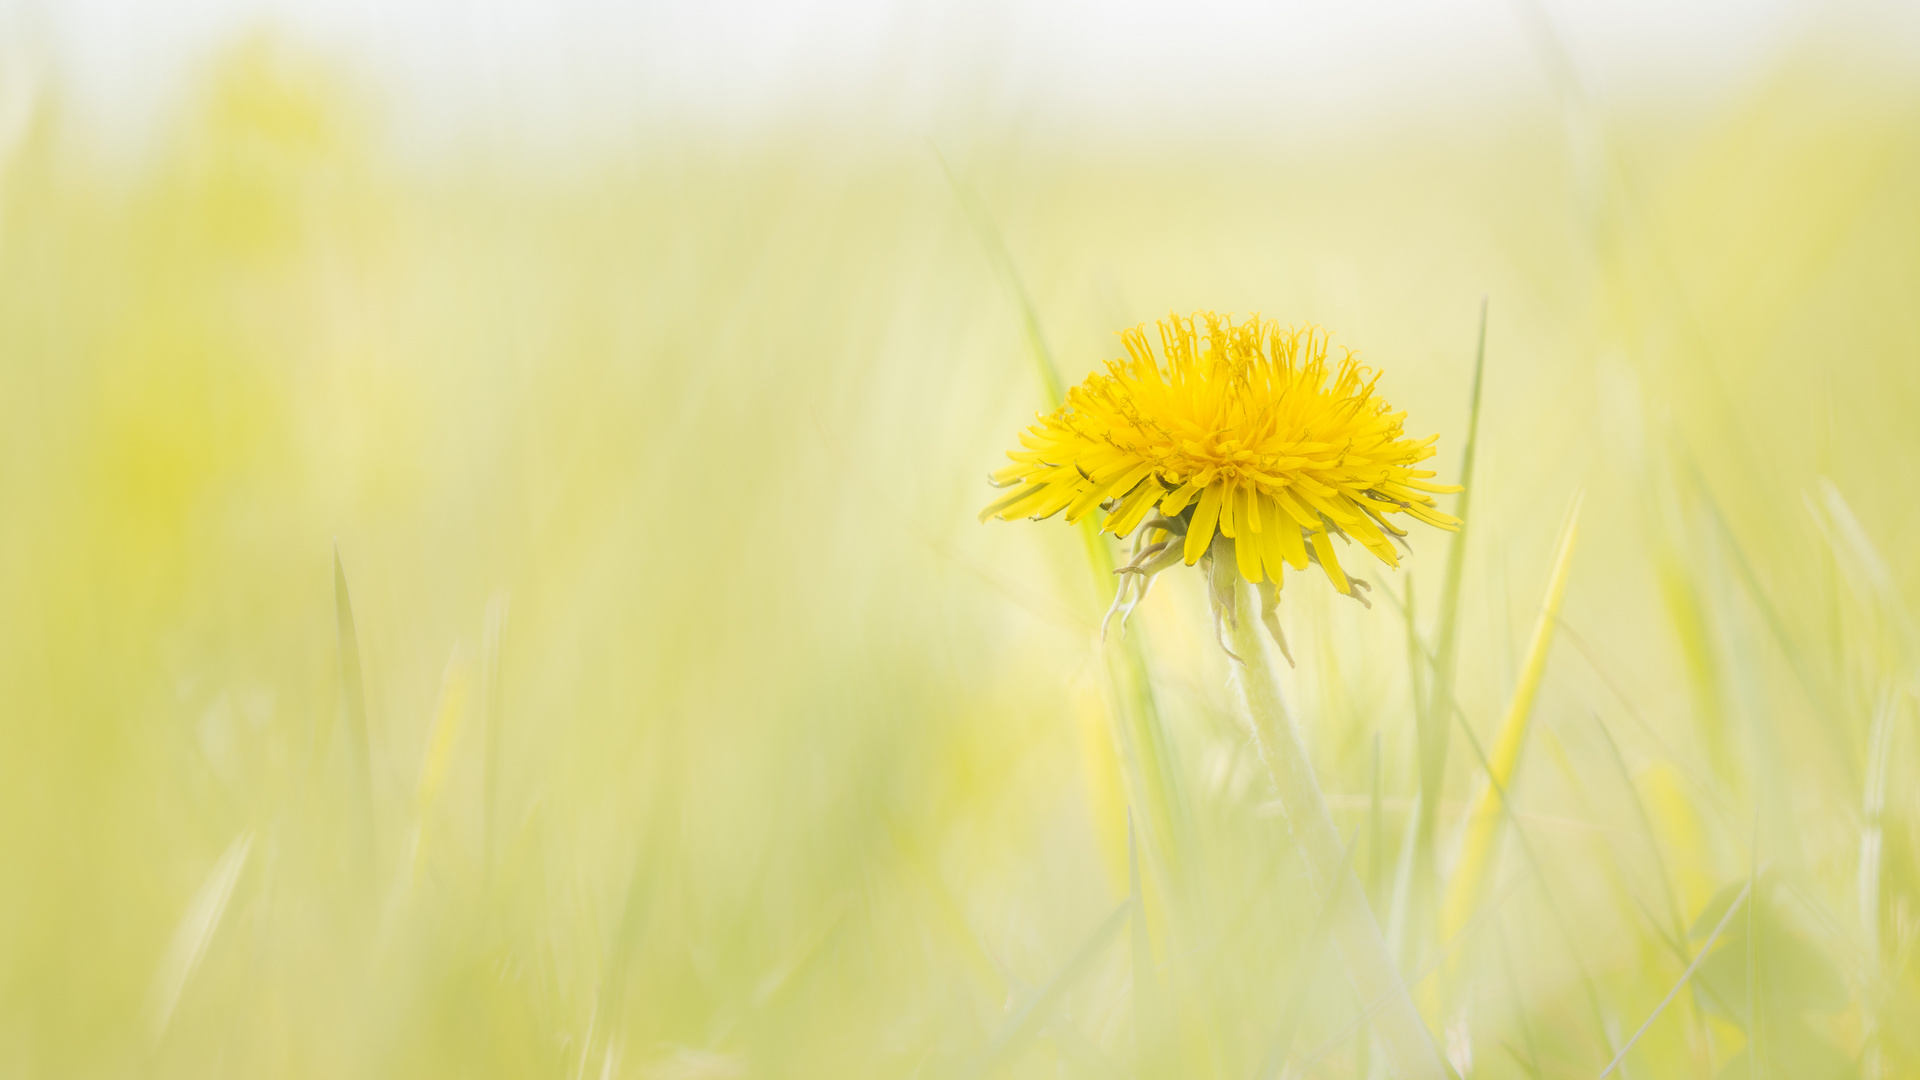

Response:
(334, 545), (376, 878)
(959, 900), (1130, 1080)
(407, 650), (470, 887)
(1442, 492), (1583, 942)
(1256, 829), (1361, 1080)
(1228, 579), (1447, 1080)
(1413, 299), (1490, 952)
(933, 148), (1064, 408)
(147, 831), (252, 1040)
(1447, 690), (1617, 1065)
(480, 592), (508, 886)
(1680, 452), (1851, 786)
(1293, 873), (1532, 1076)
(1813, 478), (1919, 675)
(1597, 872), (1753, 1076)
(1495, 923), (1545, 1080)
(940, 147), (1191, 893)
(1129, 809), (1174, 1075)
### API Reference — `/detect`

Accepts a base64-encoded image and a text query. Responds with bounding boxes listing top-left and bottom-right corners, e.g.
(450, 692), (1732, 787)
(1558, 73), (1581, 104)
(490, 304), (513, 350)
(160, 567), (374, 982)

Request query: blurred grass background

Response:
(3, 13), (1920, 1079)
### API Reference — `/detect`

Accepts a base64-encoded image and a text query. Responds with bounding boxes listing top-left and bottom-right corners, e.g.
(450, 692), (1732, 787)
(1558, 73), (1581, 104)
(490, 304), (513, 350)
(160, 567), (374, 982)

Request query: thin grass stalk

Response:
(1441, 492), (1582, 945)
(959, 900), (1131, 1080)
(406, 651), (469, 890)
(1494, 920), (1544, 1080)
(1587, 708), (1712, 1066)
(1412, 300), (1489, 960)
(1225, 578), (1446, 1080)
(1295, 873), (1533, 1076)
(1859, 687), (1899, 1079)
(1128, 810), (1172, 1077)
(1679, 448), (1853, 788)
(147, 831), (253, 1040)
(1256, 829), (1361, 1080)
(480, 592), (508, 887)
(1447, 705), (1618, 1067)
(333, 546), (376, 882)
(1600, 879), (1753, 1078)
(938, 151), (1192, 887)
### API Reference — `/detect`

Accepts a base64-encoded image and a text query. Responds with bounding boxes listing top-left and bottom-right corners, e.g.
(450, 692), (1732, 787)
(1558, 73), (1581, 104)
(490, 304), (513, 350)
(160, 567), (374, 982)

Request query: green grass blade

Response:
(1447, 694), (1617, 1066)
(333, 544), (376, 878)
(1293, 871), (1533, 1075)
(959, 900), (1131, 1080)
(1442, 492), (1582, 944)
(1600, 879), (1752, 1078)
(1584, 707), (1727, 1058)
(1129, 809), (1175, 1074)
(1256, 829), (1362, 1080)
(1495, 924), (1545, 1080)
(933, 146), (1065, 408)
(941, 147), (1192, 896)
(480, 592), (508, 887)
(1679, 450), (1853, 787)
(147, 831), (253, 1039)
(1413, 299), (1490, 950)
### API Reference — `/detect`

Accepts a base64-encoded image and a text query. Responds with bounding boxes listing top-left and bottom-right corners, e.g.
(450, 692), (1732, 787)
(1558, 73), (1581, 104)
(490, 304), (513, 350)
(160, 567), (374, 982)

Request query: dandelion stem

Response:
(1227, 578), (1447, 1080)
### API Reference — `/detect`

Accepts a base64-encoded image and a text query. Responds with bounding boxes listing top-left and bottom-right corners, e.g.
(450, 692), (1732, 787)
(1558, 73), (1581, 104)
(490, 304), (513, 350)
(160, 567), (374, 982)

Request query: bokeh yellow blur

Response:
(3, 21), (1920, 1080)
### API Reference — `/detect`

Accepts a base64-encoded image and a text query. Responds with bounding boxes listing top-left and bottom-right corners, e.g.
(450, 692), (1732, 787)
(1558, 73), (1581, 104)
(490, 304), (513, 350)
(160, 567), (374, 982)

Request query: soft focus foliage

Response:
(5, 30), (1920, 1080)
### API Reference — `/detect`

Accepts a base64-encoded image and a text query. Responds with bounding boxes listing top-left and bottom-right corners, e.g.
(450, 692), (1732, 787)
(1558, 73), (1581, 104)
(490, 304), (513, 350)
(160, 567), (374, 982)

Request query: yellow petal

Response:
(1262, 501), (1310, 570)
(1103, 476), (1165, 536)
(1235, 532), (1264, 582)
(1066, 461), (1153, 524)
(1339, 500), (1400, 566)
(1185, 484), (1224, 564)
(1274, 490), (1322, 530)
(978, 483), (1036, 522)
(1160, 479), (1202, 516)
(1309, 530), (1350, 594)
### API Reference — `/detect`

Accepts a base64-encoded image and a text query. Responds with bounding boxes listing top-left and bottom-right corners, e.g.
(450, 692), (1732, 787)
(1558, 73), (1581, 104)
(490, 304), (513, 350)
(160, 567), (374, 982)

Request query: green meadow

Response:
(3, 31), (1919, 1080)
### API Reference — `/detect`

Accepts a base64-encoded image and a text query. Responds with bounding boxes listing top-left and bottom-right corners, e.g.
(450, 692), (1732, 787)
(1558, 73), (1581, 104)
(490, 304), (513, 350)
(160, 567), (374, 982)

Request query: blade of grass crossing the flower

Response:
(958, 900), (1131, 1080)
(1442, 492), (1583, 945)
(1256, 829), (1362, 1080)
(1413, 299), (1489, 960)
(933, 148), (1064, 408)
(940, 147), (1192, 895)
(334, 545), (376, 881)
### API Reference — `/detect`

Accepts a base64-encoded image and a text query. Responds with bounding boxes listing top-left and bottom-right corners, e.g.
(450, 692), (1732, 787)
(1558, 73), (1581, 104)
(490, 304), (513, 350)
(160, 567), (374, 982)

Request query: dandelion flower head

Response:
(981, 312), (1462, 646)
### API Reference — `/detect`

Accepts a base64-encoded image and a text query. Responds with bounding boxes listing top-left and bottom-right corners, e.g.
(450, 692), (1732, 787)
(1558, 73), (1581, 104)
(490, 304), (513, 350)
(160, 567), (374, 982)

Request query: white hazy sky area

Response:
(12, 0), (1920, 149)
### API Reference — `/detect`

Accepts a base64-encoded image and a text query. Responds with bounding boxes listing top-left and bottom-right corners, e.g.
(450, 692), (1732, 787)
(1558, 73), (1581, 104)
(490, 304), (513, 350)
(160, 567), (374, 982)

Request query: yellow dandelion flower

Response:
(981, 310), (1462, 660)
